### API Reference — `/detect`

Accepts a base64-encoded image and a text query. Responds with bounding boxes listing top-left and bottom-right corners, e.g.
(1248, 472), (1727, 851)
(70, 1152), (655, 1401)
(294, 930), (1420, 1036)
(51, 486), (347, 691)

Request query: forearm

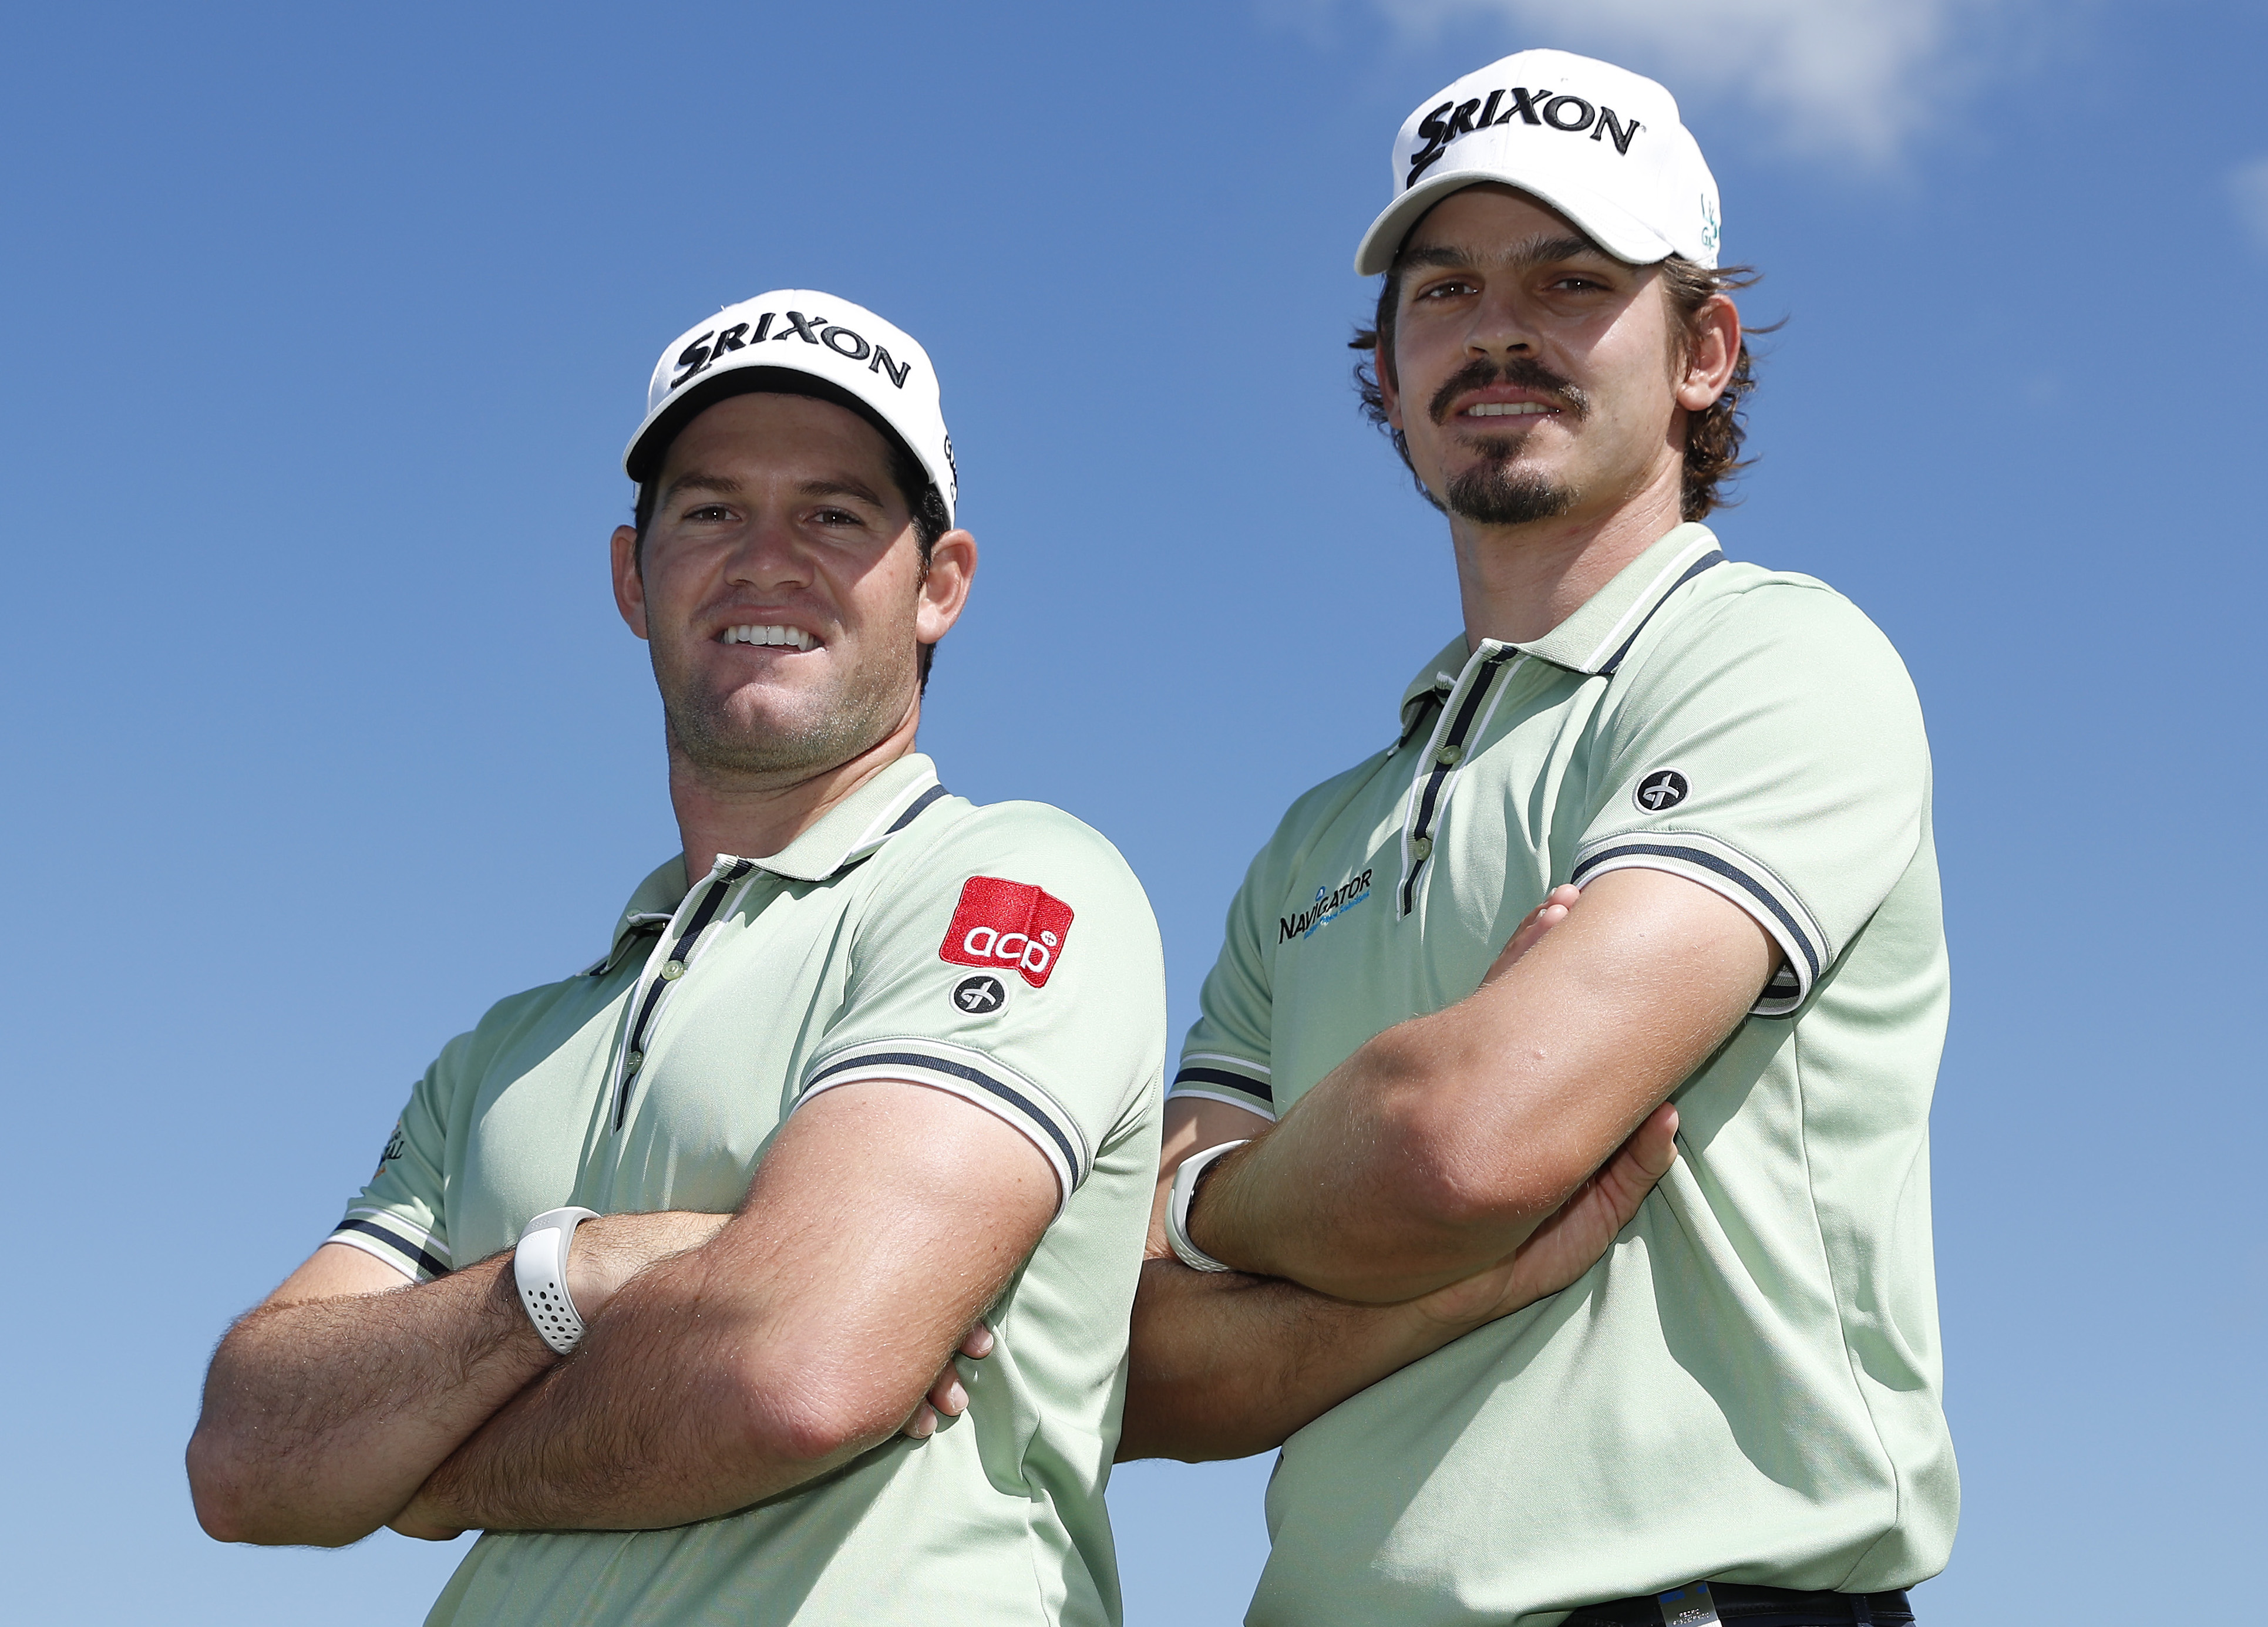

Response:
(1193, 873), (1774, 1301)
(189, 1255), (551, 1545)
(410, 1232), (902, 1532)
(1118, 1258), (1462, 1463)
(1129, 1096), (1684, 1461)
(1187, 1042), (1561, 1303)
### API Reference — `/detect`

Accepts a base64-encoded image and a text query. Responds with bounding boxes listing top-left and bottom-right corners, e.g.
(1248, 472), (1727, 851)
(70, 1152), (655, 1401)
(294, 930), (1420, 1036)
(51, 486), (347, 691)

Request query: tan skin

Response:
(187, 395), (1058, 1545)
(1119, 186), (1778, 1459)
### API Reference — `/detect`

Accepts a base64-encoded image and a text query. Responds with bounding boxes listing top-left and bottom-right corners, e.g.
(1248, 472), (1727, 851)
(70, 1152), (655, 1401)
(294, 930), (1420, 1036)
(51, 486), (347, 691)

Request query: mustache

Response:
(1427, 358), (1589, 426)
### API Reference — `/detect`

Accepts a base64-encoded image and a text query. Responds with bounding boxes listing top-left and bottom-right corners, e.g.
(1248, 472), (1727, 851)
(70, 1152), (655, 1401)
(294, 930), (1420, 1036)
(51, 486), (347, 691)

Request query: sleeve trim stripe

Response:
(1752, 964), (1805, 1020)
(1171, 1065), (1275, 1104)
(342, 1207), (451, 1262)
(1572, 839), (1823, 981)
(1164, 1086), (1280, 1122)
(803, 1045), (1085, 1191)
(1180, 1052), (1271, 1076)
(329, 1218), (450, 1281)
(797, 1063), (1076, 1207)
(1572, 844), (1825, 1012)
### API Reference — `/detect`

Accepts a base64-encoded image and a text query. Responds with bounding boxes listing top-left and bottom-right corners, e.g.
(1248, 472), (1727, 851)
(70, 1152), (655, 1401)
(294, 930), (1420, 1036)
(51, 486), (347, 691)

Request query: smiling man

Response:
(186, 292), (1173, 1625)
(1123, 51), (1958, 1627)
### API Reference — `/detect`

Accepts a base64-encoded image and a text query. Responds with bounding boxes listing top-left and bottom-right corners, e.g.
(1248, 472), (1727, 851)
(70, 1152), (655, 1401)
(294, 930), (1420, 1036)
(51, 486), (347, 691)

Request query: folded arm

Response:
(1120, 1092), (1678, 1462)
(393, 1079), (1058, 1535)
(1188, 868), (1778, 1303)
(185, 1210), (724, 1547)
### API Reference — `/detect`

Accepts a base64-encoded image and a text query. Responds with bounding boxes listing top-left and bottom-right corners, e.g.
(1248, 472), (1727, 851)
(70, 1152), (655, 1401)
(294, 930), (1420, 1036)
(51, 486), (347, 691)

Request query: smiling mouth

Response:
(1461, 402), (1555, 419)
(719, 624), (817, 651)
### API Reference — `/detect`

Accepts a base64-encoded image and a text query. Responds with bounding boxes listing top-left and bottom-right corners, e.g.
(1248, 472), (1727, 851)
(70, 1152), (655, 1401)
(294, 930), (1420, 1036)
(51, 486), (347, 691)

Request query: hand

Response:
(385, 1490), (465, 1543)
(1407, 1101), (1678, 1332)
(564, 1212), (732, 1323)
(1480, 884), (1581, 987)
(903, 1321), (994, 1439)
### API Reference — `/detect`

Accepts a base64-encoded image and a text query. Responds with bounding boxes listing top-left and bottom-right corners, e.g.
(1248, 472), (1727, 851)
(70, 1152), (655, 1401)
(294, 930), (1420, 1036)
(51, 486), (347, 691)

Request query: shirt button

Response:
(1434, 744), (1463, 767)
(1411, 836), (1434, 860)
(624, 1050), (644, 1073)
(661, 959), (685, 981)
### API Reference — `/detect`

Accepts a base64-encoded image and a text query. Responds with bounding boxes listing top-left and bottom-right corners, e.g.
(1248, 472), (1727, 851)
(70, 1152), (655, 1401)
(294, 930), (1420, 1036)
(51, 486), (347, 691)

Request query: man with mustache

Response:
(187, 291), (1183, 1625)
(1123, 50), (1957, 1626)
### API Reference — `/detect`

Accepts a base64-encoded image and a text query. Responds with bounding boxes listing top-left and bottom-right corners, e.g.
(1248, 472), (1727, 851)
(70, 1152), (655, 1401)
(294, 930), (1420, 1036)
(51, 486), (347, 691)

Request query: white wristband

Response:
(514, 1206), (600, 1354)
(1166, 1140), (1249, 1274)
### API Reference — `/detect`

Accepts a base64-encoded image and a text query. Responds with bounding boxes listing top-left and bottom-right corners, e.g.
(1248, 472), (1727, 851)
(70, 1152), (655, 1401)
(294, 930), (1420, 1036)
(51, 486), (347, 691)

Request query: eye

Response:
(1416, 276), (1480, 302)
(810, 506), (864, 527)
(683, 503), (734, 522)
(1547, 272), (1610, 293)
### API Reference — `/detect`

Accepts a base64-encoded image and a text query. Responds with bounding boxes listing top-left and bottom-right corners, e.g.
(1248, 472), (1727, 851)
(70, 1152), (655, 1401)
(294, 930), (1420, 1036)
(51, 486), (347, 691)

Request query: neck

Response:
(668, 707), (920, 881)
(1448, 462), (1685, 648)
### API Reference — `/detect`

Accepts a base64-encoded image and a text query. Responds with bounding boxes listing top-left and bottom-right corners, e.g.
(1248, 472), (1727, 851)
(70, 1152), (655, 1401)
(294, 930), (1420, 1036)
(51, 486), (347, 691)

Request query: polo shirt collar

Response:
(600, 753), (946, 965)
(1396, 523), (1724, 736)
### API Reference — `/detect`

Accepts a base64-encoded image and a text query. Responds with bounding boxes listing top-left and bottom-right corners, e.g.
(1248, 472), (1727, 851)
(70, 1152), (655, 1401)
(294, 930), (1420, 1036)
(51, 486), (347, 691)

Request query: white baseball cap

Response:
(1354, 49), (1721, 276)
(623, 289), (958, 525)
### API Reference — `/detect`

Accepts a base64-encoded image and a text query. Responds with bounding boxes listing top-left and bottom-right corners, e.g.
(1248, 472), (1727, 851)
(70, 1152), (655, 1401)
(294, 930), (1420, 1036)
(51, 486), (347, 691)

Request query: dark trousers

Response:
(1563, 1582), (1915, 1626)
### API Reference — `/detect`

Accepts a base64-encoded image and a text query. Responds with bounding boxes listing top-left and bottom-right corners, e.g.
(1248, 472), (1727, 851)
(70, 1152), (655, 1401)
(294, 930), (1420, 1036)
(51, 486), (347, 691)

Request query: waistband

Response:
(1564, 1584), (1915, 1626)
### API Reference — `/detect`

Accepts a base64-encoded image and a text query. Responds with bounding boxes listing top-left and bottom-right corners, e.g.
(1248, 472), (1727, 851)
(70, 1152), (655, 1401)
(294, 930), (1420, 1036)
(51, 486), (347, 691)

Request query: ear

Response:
(611, 524), (649, 640)
(1377, 340), (1404, 433)
(1675, 294), (1741, 412)
(914, 528), (978, 649)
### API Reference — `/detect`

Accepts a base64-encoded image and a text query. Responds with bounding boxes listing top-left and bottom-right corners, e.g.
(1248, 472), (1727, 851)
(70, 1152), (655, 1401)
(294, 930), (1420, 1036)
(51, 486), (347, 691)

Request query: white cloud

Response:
(2230, 157), (2268, 255)
(1358, 0), (2024, 165)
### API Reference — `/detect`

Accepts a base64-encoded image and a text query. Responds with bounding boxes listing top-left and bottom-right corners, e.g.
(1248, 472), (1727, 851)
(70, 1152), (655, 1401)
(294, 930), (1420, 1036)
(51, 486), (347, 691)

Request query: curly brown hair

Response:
(1350, 255), (1765, 522)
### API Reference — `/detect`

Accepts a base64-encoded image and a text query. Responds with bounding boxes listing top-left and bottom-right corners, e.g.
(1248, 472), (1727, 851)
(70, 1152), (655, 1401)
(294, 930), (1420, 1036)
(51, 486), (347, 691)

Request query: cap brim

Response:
(1354, 165), (1677, 275)
(622, 365), (950, 524)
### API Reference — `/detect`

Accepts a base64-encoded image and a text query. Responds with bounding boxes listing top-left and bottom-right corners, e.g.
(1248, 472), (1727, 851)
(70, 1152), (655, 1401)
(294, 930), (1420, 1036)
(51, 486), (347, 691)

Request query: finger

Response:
(928, 1372), (971, 1417)
(1584, 1104), (1680, 1220)
(1632, 1101), (1679, 1177)
(958, 1321), (994, 1360)
(1483, 898), (1572, 981)
(904, 1403), (938, 1440)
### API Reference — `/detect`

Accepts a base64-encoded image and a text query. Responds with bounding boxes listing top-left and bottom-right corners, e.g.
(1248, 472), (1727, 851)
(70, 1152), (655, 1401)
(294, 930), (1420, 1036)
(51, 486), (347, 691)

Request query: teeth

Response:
(1468, 402), (1550, 416)
(722, 624), (815, 651)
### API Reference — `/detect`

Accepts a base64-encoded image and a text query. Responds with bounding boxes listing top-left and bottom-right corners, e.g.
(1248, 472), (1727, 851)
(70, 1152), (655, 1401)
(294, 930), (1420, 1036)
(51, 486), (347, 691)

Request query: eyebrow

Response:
(1398, 233), (1614, 274)
(795, 476), (889, 509)
(661, 471), (742, 505)
(661, 471), (891, 510)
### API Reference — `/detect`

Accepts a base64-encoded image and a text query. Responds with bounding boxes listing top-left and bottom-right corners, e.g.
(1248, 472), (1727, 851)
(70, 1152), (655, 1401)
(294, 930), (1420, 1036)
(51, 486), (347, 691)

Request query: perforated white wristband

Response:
(514, 1206), (600, 1355)
(1166, 1140), (1249, 1274)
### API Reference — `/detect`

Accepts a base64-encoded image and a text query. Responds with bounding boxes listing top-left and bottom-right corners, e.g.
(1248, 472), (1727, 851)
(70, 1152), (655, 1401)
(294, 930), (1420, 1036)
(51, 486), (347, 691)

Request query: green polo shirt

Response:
(1172, 524), (1957, 1624)
(328, 753), (1166, 1627)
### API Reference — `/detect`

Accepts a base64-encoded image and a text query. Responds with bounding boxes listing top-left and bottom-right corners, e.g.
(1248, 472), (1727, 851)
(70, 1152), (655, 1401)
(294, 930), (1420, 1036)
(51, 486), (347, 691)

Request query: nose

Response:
(722, 510), (814, 593)
(1463, 281), (1537, 359)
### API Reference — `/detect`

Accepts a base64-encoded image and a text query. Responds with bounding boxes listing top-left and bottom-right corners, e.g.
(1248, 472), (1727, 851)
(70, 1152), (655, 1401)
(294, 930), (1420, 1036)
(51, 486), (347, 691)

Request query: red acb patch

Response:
(939, 876), (1075, 989)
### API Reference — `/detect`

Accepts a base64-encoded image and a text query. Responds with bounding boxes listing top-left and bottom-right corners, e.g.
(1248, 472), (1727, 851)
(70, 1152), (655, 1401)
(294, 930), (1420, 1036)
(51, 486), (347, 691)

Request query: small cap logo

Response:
(1634, 769), (1689, 812)
(951, 973), (1007, 1015)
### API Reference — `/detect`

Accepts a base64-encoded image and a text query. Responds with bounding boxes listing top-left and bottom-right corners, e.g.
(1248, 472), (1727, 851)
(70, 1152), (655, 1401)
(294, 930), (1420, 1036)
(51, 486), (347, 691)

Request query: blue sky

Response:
(1, 2), (2261, 1621)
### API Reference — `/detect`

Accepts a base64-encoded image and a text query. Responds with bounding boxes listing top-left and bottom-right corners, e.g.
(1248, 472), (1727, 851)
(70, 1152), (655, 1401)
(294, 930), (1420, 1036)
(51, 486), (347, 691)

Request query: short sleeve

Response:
(1571, 580), (1931, 1018)
(1167, 840), (1283, 1121)
(325, 1040), (462, 1282)
(796, 804), (1167, 1211)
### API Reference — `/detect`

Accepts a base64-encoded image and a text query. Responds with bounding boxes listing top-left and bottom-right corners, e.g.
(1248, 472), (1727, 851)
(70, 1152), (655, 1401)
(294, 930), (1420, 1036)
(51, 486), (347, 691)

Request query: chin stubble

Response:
(653, 642), (907, 780)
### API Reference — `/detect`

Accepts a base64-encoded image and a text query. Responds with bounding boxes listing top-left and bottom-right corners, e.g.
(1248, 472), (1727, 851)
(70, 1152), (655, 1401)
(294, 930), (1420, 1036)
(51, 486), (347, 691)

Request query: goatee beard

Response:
(1444, 444), (1577, 526)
